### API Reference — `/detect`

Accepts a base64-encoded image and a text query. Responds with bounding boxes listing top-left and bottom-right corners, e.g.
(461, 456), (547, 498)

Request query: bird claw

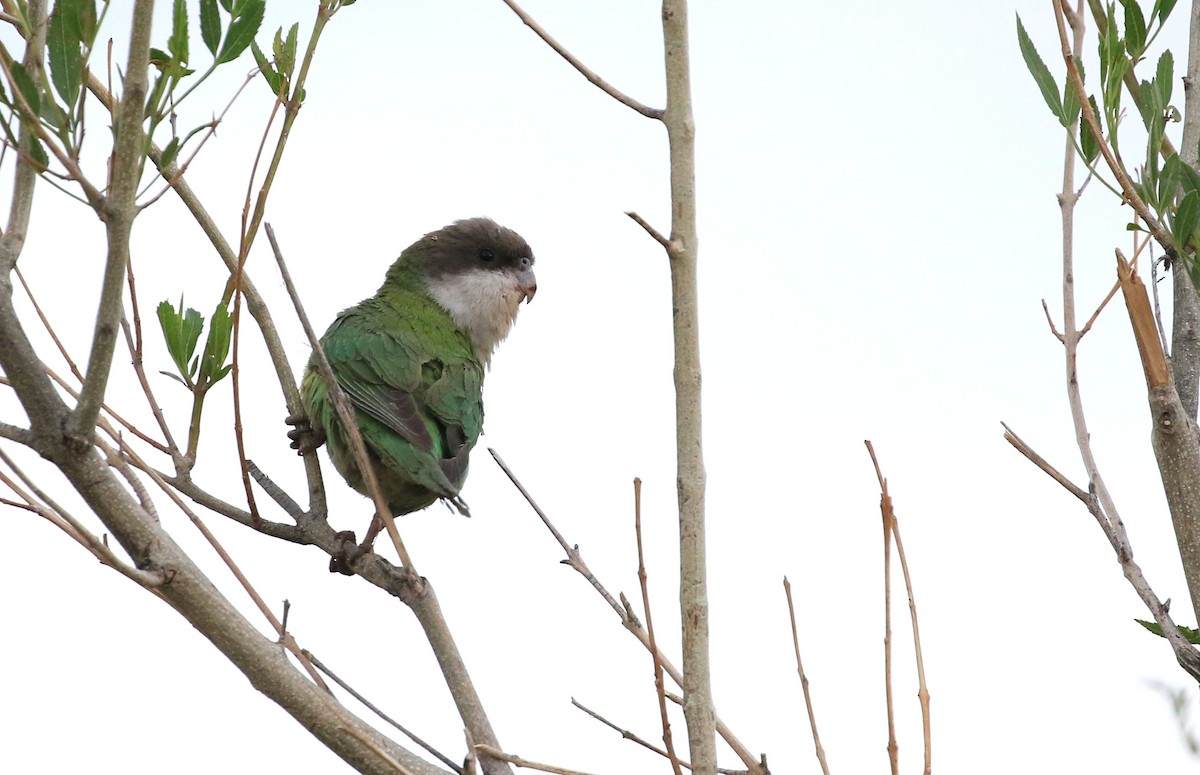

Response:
(328, 529), (373, 575)
(285, 413), (326, 456)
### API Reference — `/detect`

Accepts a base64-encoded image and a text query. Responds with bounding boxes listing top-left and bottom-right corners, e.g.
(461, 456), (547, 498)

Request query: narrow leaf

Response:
(1136, 618), (1200, 643)
(283, 22), (298, 73)
(1159, 153), (1184, 206)
(200, 301), (232, 383)
(47, 0), (85, 107)
(10, 62), (41, 116)
(1179, 157), (1200, 195)
(249, 39), (282, 95)
(1081, 95), (1102, 164)
(1154, 0), (1179, 24)
(168, 0), (189, 65)
(1156, 49), (1174, 106)
(160, 136), (181, 169)
(26, 134), (48, 171)
(199, 0), (221, 55)
(1016, 14), (1065, 123)
(1063, 59), (1082, 127)
(1174, 189), (1200, 248)
(1122, 0), (1147, 58)
(216, 0), (265, 65)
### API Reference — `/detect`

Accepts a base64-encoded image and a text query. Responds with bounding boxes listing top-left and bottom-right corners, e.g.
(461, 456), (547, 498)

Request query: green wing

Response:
(303, 294), (484, 513)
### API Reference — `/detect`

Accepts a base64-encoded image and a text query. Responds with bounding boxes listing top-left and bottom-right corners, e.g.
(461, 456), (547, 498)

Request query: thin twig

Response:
(1001, 422), (1090, 502)
(626, 211), (671, 250)
(473, 745), (596, 775)
(783, 577), (829, 775)
(498, 0), (662, 119)
(1041, 299), (1065, 342)
(0, 447), (166, 587)
(121, 249), (179, 452)
(305, 651), (463, 774)
(265, 222), (413, 570)
(634, 478), (683, 775)
(246, 459), (305, 519)
(14, 265), (83, 380)
(865, 442), (931, 775)
(490, 448), (767, 775)
(571, 697), (685, 767)
(865, 440), (899, 775)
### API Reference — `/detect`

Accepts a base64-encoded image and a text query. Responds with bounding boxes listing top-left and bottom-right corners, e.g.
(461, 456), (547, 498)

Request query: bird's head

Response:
(394, 217), (537, 365)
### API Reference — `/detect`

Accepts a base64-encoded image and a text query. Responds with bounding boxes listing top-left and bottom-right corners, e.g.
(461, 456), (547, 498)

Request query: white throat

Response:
(426, 271), (526, 366)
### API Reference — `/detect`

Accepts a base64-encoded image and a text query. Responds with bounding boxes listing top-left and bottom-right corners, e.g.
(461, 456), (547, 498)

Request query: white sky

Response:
(2, 1), (1198, 772)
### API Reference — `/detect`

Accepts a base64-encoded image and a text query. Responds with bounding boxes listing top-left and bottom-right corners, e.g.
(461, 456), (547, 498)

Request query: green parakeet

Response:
(291, 217), (536, 519)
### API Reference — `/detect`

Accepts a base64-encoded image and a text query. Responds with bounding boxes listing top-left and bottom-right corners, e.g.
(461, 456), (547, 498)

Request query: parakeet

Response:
(291, 217), (536, 520)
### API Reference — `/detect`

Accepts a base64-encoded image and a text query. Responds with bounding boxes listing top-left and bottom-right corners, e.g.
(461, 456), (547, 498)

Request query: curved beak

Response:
(519, 268), (537, 304)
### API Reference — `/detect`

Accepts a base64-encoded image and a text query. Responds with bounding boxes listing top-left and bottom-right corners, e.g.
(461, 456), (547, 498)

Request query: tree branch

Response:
(1171, 0), (1200, 419)
(67, 0), (154, 443)
(657, 3), (715, 772)
(499, 0), (663, 119)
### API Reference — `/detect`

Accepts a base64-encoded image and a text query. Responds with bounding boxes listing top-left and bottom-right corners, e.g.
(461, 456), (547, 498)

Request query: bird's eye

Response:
(478, 248), (495, 263)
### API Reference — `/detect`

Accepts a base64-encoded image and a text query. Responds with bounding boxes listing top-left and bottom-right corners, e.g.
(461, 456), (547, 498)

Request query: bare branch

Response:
(490, 449), (766, 775)
(498, 0), (663, 119)
(866, 442), (930, 775)
(626, 211), (671, 250)
(265, 222), (412, 567)
(473, 745), (596, 775)
(0, 419), (30, 443)
(68, 0), (155, 443)
(782, 578), (829, 775)
(633, 478), (683, 775)
(306, 651), (464, 775)
(1001, 422), (1090, 503)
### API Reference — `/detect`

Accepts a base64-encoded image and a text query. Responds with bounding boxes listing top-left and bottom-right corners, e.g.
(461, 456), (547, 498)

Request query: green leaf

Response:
(1156, 49), (1174, 107)
(199, 301), (232, 384)
(249, 39), (282, 96)
(10, 62), (41, 117)
(1159, 153), (1184, 205)
(1137, 81), (1158, 132)
(160, 136), (181, 169)
(284, 22), (298, 71)
(26, 134), (48, 171)
(1121, 0), (1147, 58)
(1063, 58), (1082, 126)
(1133, 178), (1152, 210)
(1180, 157), (1200, 196)
(1153, 0), (1179, 24)
(215, 0), (264, 65)
(1016, 14), (1065, 124)
(157, 297), (204, 385)
(1186, 258), (1200, 291)
(39, 90), (69, 136)
(1099, 5), (1129, 121)
(1080, 95), (1102, 164)
(199, 0), (221, 55)
(47, 0), (85, 108)
(168, 0), (188, 65)
(1175, 189), (1200, 248)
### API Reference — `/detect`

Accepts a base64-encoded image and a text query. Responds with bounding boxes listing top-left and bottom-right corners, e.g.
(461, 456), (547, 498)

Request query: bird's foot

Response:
(328, 529), (373, 575)
(286, 413), (326, 456)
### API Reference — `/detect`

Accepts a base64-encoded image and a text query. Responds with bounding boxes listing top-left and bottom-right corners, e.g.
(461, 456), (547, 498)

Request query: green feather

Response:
(301, 263), (484, 517)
